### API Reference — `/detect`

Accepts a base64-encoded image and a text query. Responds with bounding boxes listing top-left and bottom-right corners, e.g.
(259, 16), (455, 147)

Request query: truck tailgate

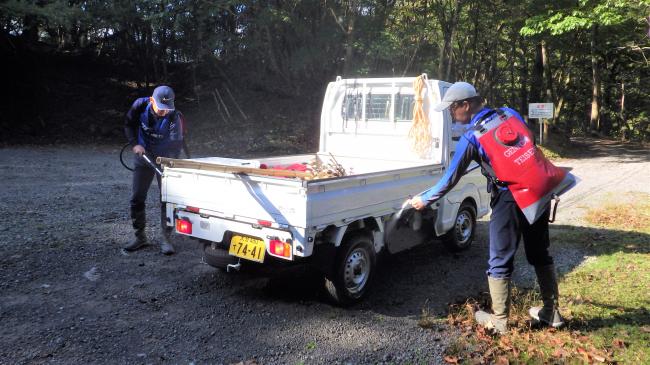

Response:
(162, 168), (307, 227)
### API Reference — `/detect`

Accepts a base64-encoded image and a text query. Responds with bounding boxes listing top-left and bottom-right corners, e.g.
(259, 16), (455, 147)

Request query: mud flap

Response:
(384, 209), (436, 254)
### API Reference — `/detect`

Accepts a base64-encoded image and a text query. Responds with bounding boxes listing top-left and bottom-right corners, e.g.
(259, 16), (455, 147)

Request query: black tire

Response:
(441, 202), (476, 252)
(203, 244), (239, 269)
(323, 233), (376, 306)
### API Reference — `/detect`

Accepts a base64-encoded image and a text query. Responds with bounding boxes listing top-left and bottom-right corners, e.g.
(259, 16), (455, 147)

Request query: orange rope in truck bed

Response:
(408, 75), (433, 158)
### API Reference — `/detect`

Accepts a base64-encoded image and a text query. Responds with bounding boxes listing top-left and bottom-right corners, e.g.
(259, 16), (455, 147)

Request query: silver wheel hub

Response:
(455, 211), (473, 244)
(343, 248), (370, 294)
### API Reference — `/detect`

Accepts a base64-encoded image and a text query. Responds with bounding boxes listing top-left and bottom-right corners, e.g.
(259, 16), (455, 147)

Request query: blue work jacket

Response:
(419, 106), (526, 205)
(124, 97), (183, 157)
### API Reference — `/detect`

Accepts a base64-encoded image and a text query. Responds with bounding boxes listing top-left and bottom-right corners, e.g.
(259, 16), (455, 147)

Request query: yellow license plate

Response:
(229, 235), (265, 263)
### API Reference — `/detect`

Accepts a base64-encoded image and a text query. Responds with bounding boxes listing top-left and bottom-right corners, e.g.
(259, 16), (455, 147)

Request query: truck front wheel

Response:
(324, 233), (376, 306)
(441, 202), (476, 252)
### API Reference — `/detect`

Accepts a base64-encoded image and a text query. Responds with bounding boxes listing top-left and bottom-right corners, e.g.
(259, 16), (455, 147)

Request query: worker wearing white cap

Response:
(410, 81), (565, 334)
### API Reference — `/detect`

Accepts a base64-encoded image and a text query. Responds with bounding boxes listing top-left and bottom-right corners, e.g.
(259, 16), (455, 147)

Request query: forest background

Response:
(1, 0), (649, 148)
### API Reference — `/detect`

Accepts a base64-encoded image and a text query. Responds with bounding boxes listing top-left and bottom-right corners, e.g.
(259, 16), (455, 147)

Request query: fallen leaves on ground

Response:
(443, 295), (615, 364)
(612, 338), (626, 348)
(443, 355), (459, 364)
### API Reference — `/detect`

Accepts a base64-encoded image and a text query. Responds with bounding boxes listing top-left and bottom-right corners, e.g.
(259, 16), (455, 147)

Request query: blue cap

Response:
(152, 85), (175, 111)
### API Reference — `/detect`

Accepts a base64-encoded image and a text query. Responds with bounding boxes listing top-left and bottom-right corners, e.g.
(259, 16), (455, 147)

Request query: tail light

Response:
(176, 218), (192, 234)
(269, 239), (291, 258)
(185, 206), (200, 213)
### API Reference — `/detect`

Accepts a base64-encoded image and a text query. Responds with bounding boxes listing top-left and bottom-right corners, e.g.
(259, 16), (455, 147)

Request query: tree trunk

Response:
(541, 40), (551, 142)
(542, 40), (554, 102)
(145, 26), (152, 88)
(436, 0), (461, 81)
(402, 39), (421, 76)
(191, 61), (199, 106)
(518, 38), (529, 117)
(342, 16), (356, 76)
(21, 14), (40, 44)
(466, 2), (480, 82)
(531, 41), (544, 103)
(445, 1), (461, 81)
(437, 36), (447, 80)
(590, 24), (601, 132)
(485, 23), (503, 105)
(553, 57), (573, 126)
(510, 27), (517, 106)
(263, 24), (293, 89)
(456, 34), (470, 80)
(487, 38), (498, 104)
(601, 61), (613, 135)
(620, 81), (627, 141)
(528, 41), (544, 135)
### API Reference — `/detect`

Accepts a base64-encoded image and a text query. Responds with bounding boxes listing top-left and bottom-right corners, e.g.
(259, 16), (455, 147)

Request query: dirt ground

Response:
(1, 138), (648, 364)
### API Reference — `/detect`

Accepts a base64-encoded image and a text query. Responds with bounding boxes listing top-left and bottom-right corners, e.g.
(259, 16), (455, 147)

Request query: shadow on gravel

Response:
(562, 137), (650, 162)
(219, 221), (650, 322)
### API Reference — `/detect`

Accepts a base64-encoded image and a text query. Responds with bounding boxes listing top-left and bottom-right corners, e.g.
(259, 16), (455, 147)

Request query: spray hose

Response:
(119, 142), (162, 176)
(119, 142), (134, 172)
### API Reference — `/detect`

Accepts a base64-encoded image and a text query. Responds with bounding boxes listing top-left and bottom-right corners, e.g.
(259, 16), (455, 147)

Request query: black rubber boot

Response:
(124, 209), (149, 252)
(159, 228), (175, 255)
(158, 204), (175, 255)
(529, 264), (565, 328)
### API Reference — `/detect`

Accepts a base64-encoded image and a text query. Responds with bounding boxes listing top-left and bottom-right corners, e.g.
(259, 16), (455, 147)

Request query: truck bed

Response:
(161, 154), (444, 230)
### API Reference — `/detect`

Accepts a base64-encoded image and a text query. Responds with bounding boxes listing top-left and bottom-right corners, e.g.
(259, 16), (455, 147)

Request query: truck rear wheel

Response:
(203, 244), (238, 269)
(441, 202), (476, 252)
(324, 233), (376, 306)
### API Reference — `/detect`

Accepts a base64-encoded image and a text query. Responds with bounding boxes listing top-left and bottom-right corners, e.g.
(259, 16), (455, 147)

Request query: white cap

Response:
(432, 82), (479, 111)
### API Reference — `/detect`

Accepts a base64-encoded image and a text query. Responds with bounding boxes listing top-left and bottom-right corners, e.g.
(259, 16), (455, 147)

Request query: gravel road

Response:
(0, 138), (648, 364)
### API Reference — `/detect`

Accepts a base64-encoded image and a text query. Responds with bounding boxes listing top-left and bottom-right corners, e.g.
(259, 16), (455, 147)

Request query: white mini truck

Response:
(159, 76), (490, 304)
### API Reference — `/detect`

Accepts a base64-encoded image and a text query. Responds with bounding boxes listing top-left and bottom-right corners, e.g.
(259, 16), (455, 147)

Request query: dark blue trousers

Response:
(130, 154), (161, 212)
(487, 189), (553, 279)
(129, 154), (170, 231)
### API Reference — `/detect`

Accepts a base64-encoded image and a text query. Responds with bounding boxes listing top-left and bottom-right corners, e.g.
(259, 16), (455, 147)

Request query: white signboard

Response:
(529, 103), (554, 119)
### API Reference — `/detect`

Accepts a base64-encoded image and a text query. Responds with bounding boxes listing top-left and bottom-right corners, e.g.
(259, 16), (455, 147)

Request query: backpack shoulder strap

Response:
(174, 111), (187, 137)
(137, 98), (149, 116)
(469, 109), (497, 134)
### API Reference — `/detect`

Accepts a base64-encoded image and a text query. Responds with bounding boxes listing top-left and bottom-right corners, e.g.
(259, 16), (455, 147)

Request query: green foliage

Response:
(521, 0), (649, 36)
(2, 0), (649, 141)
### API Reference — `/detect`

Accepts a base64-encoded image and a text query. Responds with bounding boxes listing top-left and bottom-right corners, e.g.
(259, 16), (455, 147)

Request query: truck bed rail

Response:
(156, 157), (311, 179)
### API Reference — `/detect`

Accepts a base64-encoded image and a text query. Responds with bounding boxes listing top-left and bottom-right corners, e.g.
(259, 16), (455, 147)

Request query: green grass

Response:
(305, 341), (316, 350)
(538, 144), (563, 160)
(538, 134), (575, 160)
(560, 252), (650, 364)
(438, 193), (650, 364)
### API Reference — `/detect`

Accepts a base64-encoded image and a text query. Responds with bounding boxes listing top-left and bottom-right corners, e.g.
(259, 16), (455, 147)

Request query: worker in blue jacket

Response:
(123, 85), (184, 255)
(410, 82), (564, 334)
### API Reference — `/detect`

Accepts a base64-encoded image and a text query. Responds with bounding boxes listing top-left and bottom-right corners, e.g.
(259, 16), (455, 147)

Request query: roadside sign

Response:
(529, 103), (554, 119)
